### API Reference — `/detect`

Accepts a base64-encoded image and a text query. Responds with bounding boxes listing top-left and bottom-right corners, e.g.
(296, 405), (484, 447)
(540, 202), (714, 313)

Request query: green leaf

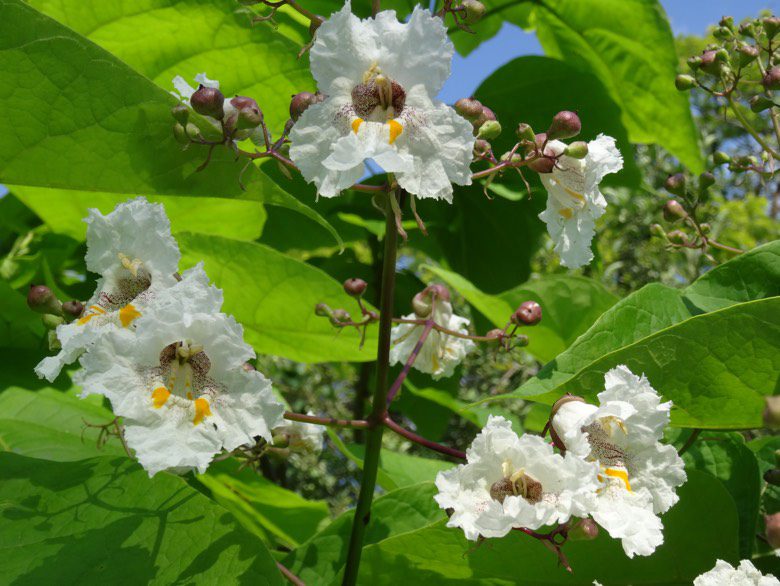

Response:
(197, 459), (330, 549)
(283, 482), (445, 585)
(347, 443), (454, 489)
(0, 278), (44, 349)
(679, 432), (761, 558)
(0, 387), (125, 461)
(324, 428), (399, 491)
(177, 232), (376, 363)
(0, 453), (283, 585)
(12, 186), (267, 242)
(0, 0), (341, 247)
(356, 471), (738, 585)
(747, 435), (780, 515)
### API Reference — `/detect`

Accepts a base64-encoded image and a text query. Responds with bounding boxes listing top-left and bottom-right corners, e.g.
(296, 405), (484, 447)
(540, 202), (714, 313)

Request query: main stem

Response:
(342, 193), (399, 586)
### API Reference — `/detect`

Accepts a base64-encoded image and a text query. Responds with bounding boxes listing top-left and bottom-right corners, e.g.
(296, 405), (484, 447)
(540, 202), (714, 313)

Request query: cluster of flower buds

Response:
(454, 97), (502, 143)
(314, 278), (378, 347)
(26, 284), (84, 346)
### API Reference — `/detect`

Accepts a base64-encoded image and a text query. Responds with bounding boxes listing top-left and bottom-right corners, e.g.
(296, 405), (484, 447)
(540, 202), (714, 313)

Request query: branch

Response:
(283, 411), (370, 429)
(383, 415), (466, 460)
(276, 561), (305, 586)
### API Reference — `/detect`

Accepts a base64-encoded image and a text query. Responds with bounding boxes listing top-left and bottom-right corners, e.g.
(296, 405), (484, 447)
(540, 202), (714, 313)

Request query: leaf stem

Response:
(677, 428), (701, 456)
(383, 416), (466, 460)
(342, 191), (399, 586)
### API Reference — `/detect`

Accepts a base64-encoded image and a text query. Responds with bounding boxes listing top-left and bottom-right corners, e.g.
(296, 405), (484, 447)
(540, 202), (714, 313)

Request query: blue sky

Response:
(439, 0), (780, 102)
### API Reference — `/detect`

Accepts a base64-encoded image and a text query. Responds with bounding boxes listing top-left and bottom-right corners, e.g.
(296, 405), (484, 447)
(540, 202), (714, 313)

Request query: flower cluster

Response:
(33, 198), (299, 476)
(694, 559), (779, 585)
(436, 365), (687, 559)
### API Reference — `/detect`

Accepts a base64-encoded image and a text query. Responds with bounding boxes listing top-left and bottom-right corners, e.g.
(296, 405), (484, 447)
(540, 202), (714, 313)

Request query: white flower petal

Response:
(694, 559), (780, 586)
(591, 485), (664, 558)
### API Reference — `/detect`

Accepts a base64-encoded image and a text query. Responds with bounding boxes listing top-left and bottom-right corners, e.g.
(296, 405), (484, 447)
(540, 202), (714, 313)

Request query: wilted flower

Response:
(434, 416), (599, 540)
(389, 298), (475, 379)
(693, 559), (779, 585)
(75, 266), (284, 476)
(289, 2), (475, 200)
(35, 198), (180, 382)
(551, 365), (687, 557)
(538, 135), (623, 269)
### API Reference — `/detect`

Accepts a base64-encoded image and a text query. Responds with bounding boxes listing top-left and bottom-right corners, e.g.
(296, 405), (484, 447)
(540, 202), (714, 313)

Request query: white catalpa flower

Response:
(35, 198), (180, 382)
(75, 266), (284, 476)
(289, 1), (475, 201)
(389, 299), (475, 379)
(694, 559), (780, 586)
(538, 135), (623, 269)
(435, 416), (599, 541)
(551, 365), (687, 557)
(274, 412), (324, 455)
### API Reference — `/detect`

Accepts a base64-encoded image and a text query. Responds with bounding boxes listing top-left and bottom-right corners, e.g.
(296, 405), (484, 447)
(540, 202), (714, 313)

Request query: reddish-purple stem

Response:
(383, 416), (466, 460)
(385, 321), (433, 405)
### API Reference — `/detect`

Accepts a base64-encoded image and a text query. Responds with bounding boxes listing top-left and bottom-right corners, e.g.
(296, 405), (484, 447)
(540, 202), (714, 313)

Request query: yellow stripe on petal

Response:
(152, 386), (171, 409)
(118, 304), (141, 327)
(563, 187), (585, 202)
(558, 208), (574, 219)
(77, 313), (96, 325)
(388, 120), (403, 144)
(193, 398), (212, 426)
(604, 467), (632, 491)
(351, 118), (364, 134)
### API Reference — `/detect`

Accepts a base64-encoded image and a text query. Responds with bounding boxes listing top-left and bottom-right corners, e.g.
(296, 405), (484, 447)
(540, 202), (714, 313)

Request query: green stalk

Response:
(341, 192), (399, 585)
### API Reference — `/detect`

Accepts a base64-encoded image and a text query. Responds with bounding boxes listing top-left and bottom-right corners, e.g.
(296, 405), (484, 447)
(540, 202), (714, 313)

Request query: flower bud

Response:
(425, 283), (451, 302)
(454, 97), (483, 121)
(343, 278), (367, 297)
(663, 199), (687, 222)
(763, 16), (780, 39)
(674, 74), (696, 91)
(750, 95), (774, 113)
(512, 300), (542, 326)
(737, 44), (759, 66)
(546, 110), (581, 140)
(230, 96), (263, 130)
(667, 230), (689, 245)
(331, 309), (351, 324)
(699, 171), (715, 190)
(289, 91), (323, 122)
(550, 394), (586, 420)
(478, 119), (502, 140)
(190, 85), (225, 119)
(738, 22), (756, 38)
(713, 151), (731, 165)
(568, 518), (599, 541)
(719, 16), (734, 30)
(412, 292), (432, 317)
(314, 302), (332, 317)
(762, 66), (780, 90)
(185, 122), (203, 140)
(649, 223), (665, 238)
(171, 103), (189, 125)
(62, 300), (84, 321)
(460, 0), (486, 25)
(766, 513), (780, 549)
(27, 285), (62, 315)
(765, 469), (780, 486)
(173, 123), (189, 145)
(472, 106), (497, 133)
(534, 133), (548, 149)
(564, 141), (588, 159)
(664, 173), (687, 197)
(712, 26), (732, 40)
(699, 223), (711, 234)
(515, 123), (535, 142)
(763, 395), (780, 429)
(687, 55), (702, 71)
(699, 50), (721, 74)
(41, 314), (64, 330)
(485, 328), (505, 343)
(528, 156), (556, 174)
(473, 138), (491, 157)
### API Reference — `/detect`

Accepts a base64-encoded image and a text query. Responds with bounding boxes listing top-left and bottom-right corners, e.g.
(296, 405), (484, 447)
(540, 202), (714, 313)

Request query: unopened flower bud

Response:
(664, 173), (687, 196)
(738, 22), (755, 38)
(460, 0), (486, 25)
(675, 74), (696, 91)
(171, 103), (189, 125)
(27, 285), (62, 315)
(663, 199), (687, 222)
(765, 469), (780, 486)
(687, 55), (702, 71)
(512, 300), (542, 326)
(564, 141), (588, 159)
(568, 518), (599, 541)
(699, 223), (711, 234)
(230, 96), (263, 130)
(550, 394), (586, 419)
(737, 44), (759, 66)
(766, 513), (780, 549)
(528, 156), (556, 174)
(763, 395), (780, 429)
(473, 138), (491, 157)
(331, 309), (351, 324)
(763, 16), (780, 38)
(185, 122), (202, 140)
(712, 26), (732, 40)
(713, 151), (731, 165)
(699, 50), (721, 74)
(667, 230), (689, 245)
(762, 66), (780, 90)
(699, 171), (715, 190)
(425, 284), (451, 302)
(472, 106), (497, 133)
(719, 16), (734, 30)
(41, 314), (64, 330)
(62, 300), (84, 321)
(750, 95), (774, 113)
(314, 302), (332, 317)
(454, 97), (483, 121)
(190, 85), (225, 119)
(649, 223), (665, 238)
(534, 133), (548, 149)
(173, 123), (189, 145)
(412, 292), (432, 317)
(478, 119), (502, 140)
(515, 123), (535, 142)
(289, 92), (323, 122)
(485, 328), (505, 343)
(343, 278), (368, 297)
(546, 110), (581, 140)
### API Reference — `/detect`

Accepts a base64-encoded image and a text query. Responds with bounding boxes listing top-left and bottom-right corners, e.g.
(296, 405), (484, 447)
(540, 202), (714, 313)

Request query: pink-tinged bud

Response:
(663, 199), (687, 222)
(471, 106), (496, 133)
(564, 141), (588, 159)
(289, 92), (324, 122)
(766, 513), (780, 549)
(331, 309), (351, 325)
(737, 44), (759, 66)
(515, 122), (535, 142)
(568, 518), (599, 541)
(314, 302), (332, 317)
(512, 300), (542, 326)
(27, 285), (62, 315)
(699, 50), (720, 74)
(762, 66), (780, 90)
(546, 110), (581, 140)
(62, 300), (84, 321)
(719, 16), (735, 30)
(473, 138), (491, 157)
(343, 278), (368, 297)
(763, 16), (780, 38)
(528, 156), (556, 174)
(485, 328), (505, 343)
(534, 132), (548, 149)
(425, 283), (451, 302)
(461, 0), (486, 24)
(171, 103), (189, 125)
(190, 85), (225, 119)
(739, 22), (756, 38)
(675, 74), (696, 91)
(763, 395), (780, 429)
(664, 173), (687, 196)
(454, 97), (483, 120)
(667, 230), (689, 245)
(230, 96), (263, 130)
